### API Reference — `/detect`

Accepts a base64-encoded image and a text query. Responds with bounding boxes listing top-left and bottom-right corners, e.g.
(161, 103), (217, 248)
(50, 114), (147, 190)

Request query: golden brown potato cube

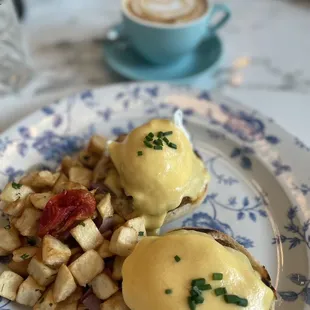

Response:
(88, 135), (107, 155)
(53, 264), (77, 303)
(91, 273), (118, 300)
(0, 182), (33, 203)
(27, 256), (57, 286)
(69, 250), (104, 286)
(31, 171), (60, 189)
(16, 276), (45, 306)
(104, 169), (122, 197)
(0, 247), (9, 256)
(68, 167), (92, 188)
(92, 156), (110, 182)
(3, 199), (26, 217)
(42, 235), (71, 267)
(14, 208), (42, 236)
(61, 156), (83, 176)
(52, 173), (69, 193)
(30, 192), (53, 210)
(97, 193), (114, 219)
(112, 256), (125, 281)
(0, 271), (23, 301)
(125, 217), (146, 238)
(79, 150), (100, 169)
(34, 287), (56, 310)
(97, 240), (114, 259)
(100, 292), (129, 310)
(13, 246), (37, 262)
(70, 219), (103, 251)
(8, 260), (30, 277)
(109, 226), (138, 257)
(56, 300), (78, 310)
(0, 226), (21, 251)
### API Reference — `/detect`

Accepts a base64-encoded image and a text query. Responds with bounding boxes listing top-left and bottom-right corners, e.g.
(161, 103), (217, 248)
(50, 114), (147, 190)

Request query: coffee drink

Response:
(126, 0), (208, 24)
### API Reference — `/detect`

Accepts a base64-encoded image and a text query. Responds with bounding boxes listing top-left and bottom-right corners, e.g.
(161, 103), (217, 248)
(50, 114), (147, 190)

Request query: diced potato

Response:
(27, 256), (57, 286)
(0, 247), (9, 256)
(0, 271), (23, 301)
(112, 256), (125, 281)
(3, 199), (26, 217)
(13, 246), (37, 262)
(0, 182), (33, 203)
(92, 156), (110, 182)
(125, 217), (146, 237)
(16, 276), (45, 306)
(61, 156), (83, 176)
(104, 169), (123, 197)
(14, 208), (42, 236)
(52, 173), (69, 193)
(97, 240), (113, 259)
(56, 300), (78, 310)
(70, 219), (103, 252)
(31, 171), (60, 189)
(34, 287), (56, 310)
(30, 192), (53, 210)
(88, 135), (107, 155)
(0, 226), (21, 251)
(69, 250), (104, 286)
(91, 273), (118, 300)
(79, 150), (100, 168)
(8, 260), (30, 277)
(97, 193), (114, 219)
(109, 226), (138, 257)
(42, 235), (71, 267)
(100, 292), (129, 310)
(53, 264), (77, 303)
(60, 182), (88, 193)
(69, 167), (92, 188)
(111, 197), (135, 220)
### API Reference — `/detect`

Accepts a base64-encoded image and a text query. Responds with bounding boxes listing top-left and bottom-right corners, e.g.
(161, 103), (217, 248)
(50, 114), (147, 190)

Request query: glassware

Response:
(0, 0), (33, 95)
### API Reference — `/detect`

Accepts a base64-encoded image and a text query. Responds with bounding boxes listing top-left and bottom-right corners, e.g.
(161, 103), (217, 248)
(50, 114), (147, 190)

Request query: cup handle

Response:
(208, 4), (231, 34)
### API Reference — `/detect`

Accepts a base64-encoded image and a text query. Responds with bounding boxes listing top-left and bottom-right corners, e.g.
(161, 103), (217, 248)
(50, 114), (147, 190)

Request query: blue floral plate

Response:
(0, 83), (309, 309)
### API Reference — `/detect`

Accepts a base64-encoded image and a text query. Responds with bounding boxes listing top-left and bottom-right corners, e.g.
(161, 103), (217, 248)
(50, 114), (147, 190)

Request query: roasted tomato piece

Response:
(38, 189), (96, 238)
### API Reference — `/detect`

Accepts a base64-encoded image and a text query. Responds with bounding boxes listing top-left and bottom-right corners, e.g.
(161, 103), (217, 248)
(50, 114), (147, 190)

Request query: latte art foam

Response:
(127, 0), (207, 24)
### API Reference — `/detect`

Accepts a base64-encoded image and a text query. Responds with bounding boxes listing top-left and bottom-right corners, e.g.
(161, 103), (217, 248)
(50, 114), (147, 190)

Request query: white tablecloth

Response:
(1, 0), (310, 145)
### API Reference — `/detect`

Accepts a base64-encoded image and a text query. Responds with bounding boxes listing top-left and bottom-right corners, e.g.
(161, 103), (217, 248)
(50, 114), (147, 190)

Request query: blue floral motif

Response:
(272, 158), (292, 176)
(293, 183), (310, 196)
(295, 137), (310, 152)
(197, 90), (211, 101)
(42, 106), (54, 115)
(207, 104), (280, 144)
(272, 206), (310, 249)
(279, 273), (310, 304)
(230, 147), (254, 170)
(97, 108), (113, 121)
(206, 129), (226, 140)
(0, 167), (24, 182)
(111, 121), (135, 137)
(183, 212), (254, 248)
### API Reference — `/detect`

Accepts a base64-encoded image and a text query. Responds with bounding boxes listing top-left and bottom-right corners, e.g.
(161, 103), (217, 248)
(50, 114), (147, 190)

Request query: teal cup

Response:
(121, 0), (231, 65)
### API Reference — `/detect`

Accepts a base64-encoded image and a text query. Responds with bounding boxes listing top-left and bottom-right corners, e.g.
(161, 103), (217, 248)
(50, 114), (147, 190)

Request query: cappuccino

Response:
(126, 0), (208, 24)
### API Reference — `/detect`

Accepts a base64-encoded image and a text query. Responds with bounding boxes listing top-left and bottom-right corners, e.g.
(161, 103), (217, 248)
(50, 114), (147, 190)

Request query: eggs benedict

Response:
(122, 229), (276, 310)
(108, 112), (209, 230)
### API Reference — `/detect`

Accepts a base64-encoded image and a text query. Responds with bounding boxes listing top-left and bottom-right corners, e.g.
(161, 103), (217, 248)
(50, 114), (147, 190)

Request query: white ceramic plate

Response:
(0, 83), (309, 309)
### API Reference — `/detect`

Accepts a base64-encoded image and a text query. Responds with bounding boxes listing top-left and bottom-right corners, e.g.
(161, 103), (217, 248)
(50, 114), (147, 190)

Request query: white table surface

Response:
(1, 0), (310, 145)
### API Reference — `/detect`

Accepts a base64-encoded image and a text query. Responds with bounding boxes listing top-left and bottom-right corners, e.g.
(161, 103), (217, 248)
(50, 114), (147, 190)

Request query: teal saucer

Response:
(103, 28), (223, 84)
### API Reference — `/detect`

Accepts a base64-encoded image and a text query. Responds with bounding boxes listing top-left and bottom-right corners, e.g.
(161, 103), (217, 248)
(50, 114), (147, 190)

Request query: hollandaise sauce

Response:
(108, 119), (209, 230)
(122, 230), (274, 310)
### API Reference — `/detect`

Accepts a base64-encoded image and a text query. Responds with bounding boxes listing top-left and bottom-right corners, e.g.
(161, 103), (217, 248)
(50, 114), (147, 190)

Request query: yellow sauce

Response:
(108, 119), (209, 229)
(122, 230), (274, 310)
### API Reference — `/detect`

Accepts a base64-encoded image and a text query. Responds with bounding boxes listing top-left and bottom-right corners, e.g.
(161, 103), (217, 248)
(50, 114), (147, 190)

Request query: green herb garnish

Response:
(157, 131), (164, 138)
(147, 132), (154, 138)
(174, 255), (181, 262)
(4, 224), (10, 230)
(21, 254), (30, 260)
(153, 139), (163, 146)
(12, 182), (22, 189)
(144, 141), (153, 148)
(153, 145), (163, 150)
(145, 135), (153, 141)
(198, 284), (212, 291)
(79, 222), (86, 227)
(224, 295), (248, 307)
(188, 297), (196, 310)
(138, 231), (144, 236)
(163, 137), (170, 145)
(168, 142), (177, 149)
(193, 295), (204, 304)
(191, 278), (205, 287)
(213, 273), (223, 280)
(137, 151), (143, 156)
(163, 131), (173, 136)
(214, 287), (227, 296)
(165, 289), (173, 295)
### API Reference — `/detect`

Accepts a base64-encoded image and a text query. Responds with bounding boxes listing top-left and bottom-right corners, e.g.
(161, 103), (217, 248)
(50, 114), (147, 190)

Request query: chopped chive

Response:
(214, 287), (227, 296)
(137, 151), (143, 156)
(20, 254), (29, 260)
(148, 132), (154, 138)
(191, 286), (201, 297)
(168, 142), (177, 149)
(198, 284), (212, 291)
(79, 222), (85, 227)
(163, 137), (170, 144)
(191, 278), (205, 287)
(188, 297), (196, 310)
(237, 298), (249, 307)
(165, 289), (172, 295)
(4, 224), (10, 230)
(12, 182), (22, 189)
(174, 255), (181, 262)
(163, 131), (173, 136)
(145, 135), (153, 141)
(144, 141), (153, 148)
(153, 139), (163, 146)
(138, 231), (144, 236)
(224, 295), (248, 306)
(153, 145), (163, 150)
(157, 131), (164, 138)
(213, 273), (223, 280)
(193, 295), (204, 304)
